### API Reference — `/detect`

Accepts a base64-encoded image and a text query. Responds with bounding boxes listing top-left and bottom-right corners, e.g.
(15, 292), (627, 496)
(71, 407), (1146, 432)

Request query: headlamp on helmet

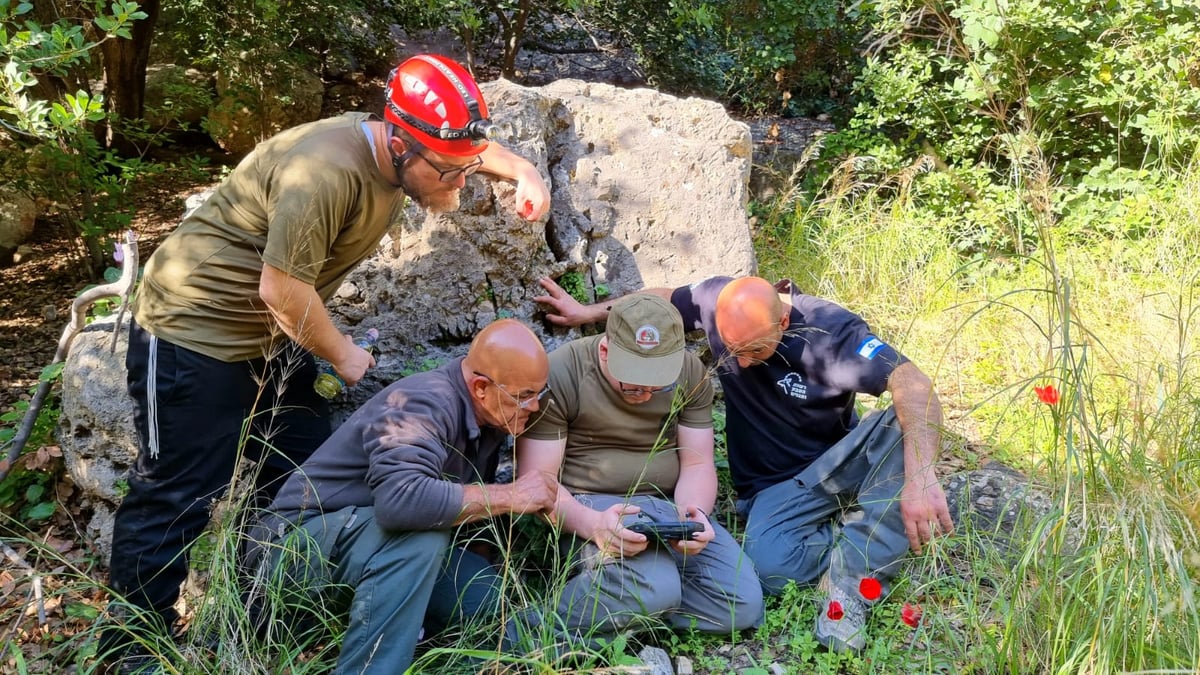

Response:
(384, 54), (509, 157)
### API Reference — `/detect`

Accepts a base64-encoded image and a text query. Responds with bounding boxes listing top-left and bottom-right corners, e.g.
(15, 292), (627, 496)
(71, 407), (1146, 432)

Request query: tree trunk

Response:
(501, 0), (533, 80)
(99, 0), (162, 156)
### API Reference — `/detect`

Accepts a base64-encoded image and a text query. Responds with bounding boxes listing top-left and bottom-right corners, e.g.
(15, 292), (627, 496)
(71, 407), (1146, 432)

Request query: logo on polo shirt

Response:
(777, 372), (807, 399)
(635, 325), (661, 350)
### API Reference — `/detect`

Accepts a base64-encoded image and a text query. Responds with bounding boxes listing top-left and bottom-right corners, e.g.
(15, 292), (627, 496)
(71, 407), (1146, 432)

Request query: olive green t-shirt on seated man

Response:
(135, 111), (405, 362)
(524, 335), (714, 497)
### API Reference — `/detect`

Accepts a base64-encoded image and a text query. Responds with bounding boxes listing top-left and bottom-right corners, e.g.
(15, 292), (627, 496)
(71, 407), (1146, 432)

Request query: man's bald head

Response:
(715, 277), (789, 368)
(462, 319), (549, 434)
(465, 319), (548, 378)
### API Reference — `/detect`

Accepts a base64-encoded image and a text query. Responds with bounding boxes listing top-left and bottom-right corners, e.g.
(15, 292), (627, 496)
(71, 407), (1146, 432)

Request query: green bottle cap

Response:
(313, 372), (344, 399)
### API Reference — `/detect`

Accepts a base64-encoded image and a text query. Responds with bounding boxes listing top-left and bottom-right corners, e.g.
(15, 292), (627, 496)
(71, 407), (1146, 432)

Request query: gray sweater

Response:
(270, 357), (505, 531)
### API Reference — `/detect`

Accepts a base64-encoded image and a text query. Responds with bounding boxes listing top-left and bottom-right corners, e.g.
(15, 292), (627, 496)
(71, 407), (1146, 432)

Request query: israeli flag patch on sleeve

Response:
(856, 336), (886, 360)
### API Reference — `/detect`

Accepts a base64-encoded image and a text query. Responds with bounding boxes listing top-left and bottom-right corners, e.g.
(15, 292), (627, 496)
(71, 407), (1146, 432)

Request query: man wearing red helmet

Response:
(98, 54), (550, 672)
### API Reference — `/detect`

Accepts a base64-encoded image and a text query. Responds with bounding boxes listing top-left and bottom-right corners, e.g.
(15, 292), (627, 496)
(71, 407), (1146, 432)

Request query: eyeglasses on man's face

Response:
(417, 152), (483, 183)
(473, 371), (550, 409)
(617, 381), (678, 397)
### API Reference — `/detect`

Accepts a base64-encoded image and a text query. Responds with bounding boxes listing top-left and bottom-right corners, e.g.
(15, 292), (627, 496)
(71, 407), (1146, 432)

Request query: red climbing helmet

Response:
(384, 54), (498, 157)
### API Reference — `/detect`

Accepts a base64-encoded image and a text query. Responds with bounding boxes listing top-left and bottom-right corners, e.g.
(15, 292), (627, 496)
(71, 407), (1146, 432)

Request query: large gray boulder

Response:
(943, 461), (1057, 546)
(59, 79), (756, 560)
(332, 79), (755, 386)
(538, 79), (755, 295)
(920, 461), (1078, 591)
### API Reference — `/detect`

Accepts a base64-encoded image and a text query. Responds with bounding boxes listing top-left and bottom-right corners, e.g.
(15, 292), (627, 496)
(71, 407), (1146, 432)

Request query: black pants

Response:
(106, 320), (331, 634)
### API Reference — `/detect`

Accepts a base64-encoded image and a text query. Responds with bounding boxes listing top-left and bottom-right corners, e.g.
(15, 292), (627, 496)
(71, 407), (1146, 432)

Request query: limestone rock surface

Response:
(331, 78), (755, 402)
(58, 319), (137, 557)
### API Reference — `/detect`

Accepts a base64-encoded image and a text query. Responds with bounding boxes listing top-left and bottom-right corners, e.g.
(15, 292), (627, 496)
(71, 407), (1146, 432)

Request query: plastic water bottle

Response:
(313, 328), (380, 399)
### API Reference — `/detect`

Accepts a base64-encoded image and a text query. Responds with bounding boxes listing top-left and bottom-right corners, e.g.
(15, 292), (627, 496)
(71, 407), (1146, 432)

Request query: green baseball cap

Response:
(605, 294), (685, 387)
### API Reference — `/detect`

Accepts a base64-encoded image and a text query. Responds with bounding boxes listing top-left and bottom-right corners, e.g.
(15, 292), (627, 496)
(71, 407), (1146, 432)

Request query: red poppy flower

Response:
(901, 602), (922, 628)
(859, 577), (882, 601)
(826, 600), (844, 621)
(1034, 384), (1060, 405)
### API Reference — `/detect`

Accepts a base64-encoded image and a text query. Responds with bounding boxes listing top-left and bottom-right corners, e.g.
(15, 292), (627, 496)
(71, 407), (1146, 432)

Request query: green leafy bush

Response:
(709, 0), (869, 116)
(857, 0), (1200, 176)
(159, 0), (414, 79)
(581, 0), (867, 114)
(801, 0), (1200, 257)
(0, 364), (66, 527)
(0, 1), (157, 272)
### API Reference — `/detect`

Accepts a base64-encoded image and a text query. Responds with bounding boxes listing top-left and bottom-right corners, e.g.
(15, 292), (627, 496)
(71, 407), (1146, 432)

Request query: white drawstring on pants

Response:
(146, 334), (160, 459)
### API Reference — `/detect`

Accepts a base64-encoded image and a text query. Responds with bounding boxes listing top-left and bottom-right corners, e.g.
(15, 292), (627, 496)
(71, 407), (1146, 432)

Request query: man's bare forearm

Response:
(456, 483), (514, 524)
(582, 287), (676, 323)
(259, 265), (347, 363)
(889, 362), (943, 478)
(456, 473), (556, 525)
(550, 484), (603, 537)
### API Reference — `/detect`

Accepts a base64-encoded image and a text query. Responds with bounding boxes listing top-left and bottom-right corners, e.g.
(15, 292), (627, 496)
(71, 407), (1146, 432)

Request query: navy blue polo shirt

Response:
(671, 277), (908, 499)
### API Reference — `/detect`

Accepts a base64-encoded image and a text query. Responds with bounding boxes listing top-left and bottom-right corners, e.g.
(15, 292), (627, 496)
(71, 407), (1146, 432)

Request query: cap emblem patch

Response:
(635, 325), (661, 350)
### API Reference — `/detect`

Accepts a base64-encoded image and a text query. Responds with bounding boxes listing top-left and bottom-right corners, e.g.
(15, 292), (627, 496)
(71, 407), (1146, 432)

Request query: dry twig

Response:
(1, 539), (45, 636)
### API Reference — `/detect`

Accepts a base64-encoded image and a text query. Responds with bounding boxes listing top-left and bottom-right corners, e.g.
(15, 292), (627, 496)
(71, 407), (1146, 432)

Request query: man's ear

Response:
(468, 373), (489, 400)
(779, 311), (790, 331)
(388, 134), (407, 157)
(597, 337), (609, 362)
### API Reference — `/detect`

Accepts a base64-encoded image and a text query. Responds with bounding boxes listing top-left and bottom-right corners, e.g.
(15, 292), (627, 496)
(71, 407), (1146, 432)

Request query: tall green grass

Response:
(759, 154), (1200, 672)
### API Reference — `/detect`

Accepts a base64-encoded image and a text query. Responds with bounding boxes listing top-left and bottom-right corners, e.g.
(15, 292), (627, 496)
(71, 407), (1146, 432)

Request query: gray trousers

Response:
(549, 494), (764, 639)
(253, 506), (503, 675)
(737, 408), (910, 597)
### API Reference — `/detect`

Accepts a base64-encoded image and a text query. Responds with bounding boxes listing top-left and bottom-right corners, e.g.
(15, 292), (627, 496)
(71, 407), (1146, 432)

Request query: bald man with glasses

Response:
(515, 295), (763, 646)
(250, 319), (557, 674)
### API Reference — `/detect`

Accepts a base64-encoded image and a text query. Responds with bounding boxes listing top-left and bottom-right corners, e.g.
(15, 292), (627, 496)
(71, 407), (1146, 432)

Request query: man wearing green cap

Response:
(515, 294), (763, 643)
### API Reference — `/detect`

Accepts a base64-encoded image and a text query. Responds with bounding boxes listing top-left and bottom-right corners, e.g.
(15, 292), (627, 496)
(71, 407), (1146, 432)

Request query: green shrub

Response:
(712, 0), (869, 116)
(592, 0), (868, 114)
(857, 0), (1200, 176)
(0, 364), (66, 530)
(159, 0), (410, 78)
(0, 1), (159, 272)
(797, 0), (1200, 257)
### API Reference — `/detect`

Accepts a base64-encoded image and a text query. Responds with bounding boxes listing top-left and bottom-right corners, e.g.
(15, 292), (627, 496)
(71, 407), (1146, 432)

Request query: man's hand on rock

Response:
(534, 277), (605, 327)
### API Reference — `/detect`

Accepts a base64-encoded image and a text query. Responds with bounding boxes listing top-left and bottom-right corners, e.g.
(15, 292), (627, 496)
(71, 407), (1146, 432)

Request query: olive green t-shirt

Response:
(134, 112), (405, 361)
(524, 335), (714, 496)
